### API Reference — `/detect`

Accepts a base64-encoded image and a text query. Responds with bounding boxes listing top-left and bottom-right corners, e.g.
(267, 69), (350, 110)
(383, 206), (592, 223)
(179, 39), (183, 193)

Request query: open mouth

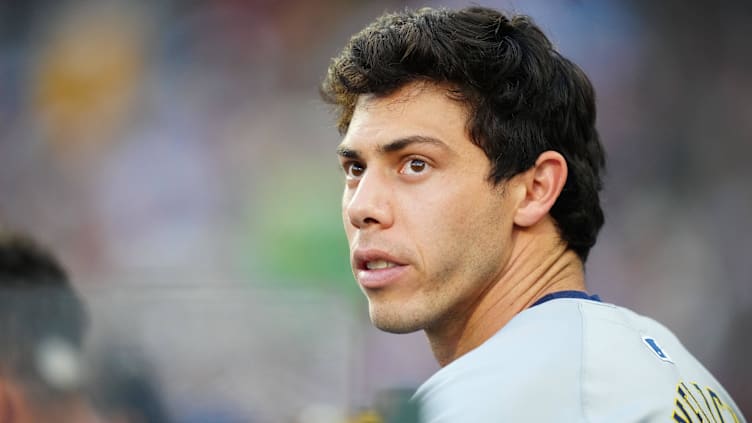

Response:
(353, 249), (408, 274)
(365, 260), (399, 270)
(353, 252), (409, 289)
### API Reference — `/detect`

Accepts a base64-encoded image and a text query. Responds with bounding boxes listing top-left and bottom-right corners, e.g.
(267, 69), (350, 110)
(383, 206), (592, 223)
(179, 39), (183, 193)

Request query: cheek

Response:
(433, 187), (510, 256)
(341, 190), (350, 214)
(342, 213), (355, 241)
(404, 184), (497, 253)
(341, 192), (354, 233)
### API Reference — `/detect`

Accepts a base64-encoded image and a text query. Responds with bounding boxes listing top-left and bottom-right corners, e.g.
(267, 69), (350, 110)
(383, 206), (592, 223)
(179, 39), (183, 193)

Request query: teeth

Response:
(366, 260), (396, 270)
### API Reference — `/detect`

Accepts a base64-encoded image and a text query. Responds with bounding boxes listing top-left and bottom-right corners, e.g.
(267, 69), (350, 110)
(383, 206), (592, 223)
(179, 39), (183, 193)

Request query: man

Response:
(0, 231), (101, 422)
(321, 6), (746, 422)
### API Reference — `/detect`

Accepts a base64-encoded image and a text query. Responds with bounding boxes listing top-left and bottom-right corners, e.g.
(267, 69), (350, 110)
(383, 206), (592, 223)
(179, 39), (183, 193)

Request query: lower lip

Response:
(356, 265), (409, 289)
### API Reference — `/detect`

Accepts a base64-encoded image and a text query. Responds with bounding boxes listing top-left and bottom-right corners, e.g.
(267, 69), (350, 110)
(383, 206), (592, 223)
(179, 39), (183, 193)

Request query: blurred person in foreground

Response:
(0, 230), (101, 422)
(321, 6), (746, 422)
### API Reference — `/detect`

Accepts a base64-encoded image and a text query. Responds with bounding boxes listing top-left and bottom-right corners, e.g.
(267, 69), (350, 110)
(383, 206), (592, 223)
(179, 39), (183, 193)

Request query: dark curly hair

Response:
(321, 6), (605, 262)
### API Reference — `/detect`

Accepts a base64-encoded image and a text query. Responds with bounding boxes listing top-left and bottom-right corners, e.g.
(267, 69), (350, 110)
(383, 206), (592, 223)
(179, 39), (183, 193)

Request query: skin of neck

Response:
(425, 216), (586, 367)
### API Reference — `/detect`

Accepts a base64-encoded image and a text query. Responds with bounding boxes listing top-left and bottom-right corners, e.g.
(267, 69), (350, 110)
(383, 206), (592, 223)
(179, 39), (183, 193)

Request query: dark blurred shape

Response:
(347, 388), (421, 423)
(0, 229), (99, 422)
(373, 388), (420, 423)
(176, 409), (250, 423)
(89, 345), (174, 423)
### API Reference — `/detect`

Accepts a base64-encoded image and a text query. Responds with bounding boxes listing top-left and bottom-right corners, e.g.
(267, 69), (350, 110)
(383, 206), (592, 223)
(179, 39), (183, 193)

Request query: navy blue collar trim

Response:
(531, 290), (601, 307)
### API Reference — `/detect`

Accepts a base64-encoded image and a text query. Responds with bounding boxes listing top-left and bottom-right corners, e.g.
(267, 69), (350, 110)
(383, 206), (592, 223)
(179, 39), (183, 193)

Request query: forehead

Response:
(342, 83), (471, 149)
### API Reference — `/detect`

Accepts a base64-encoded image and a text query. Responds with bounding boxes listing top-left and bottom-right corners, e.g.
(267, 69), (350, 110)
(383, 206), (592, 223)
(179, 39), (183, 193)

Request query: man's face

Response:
(337, 82), (518, 334)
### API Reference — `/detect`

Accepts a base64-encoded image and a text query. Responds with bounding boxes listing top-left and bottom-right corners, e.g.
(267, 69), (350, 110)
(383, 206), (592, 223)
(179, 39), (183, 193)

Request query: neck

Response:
(425, 218), (586, 366)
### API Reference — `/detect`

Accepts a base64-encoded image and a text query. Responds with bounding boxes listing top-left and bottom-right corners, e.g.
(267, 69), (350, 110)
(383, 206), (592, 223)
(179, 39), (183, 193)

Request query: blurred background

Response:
(1, 0), (750, 421)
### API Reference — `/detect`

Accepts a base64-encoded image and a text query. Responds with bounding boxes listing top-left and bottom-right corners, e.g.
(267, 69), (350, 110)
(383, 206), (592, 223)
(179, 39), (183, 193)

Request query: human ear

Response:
(513, 151), (568, 227)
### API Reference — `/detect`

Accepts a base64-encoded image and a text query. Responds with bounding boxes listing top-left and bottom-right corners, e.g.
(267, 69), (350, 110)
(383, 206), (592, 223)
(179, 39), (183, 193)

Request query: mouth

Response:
(354, 250), (407, 270)
(353, 249), (409, 289)
(364, 259), (399, 270)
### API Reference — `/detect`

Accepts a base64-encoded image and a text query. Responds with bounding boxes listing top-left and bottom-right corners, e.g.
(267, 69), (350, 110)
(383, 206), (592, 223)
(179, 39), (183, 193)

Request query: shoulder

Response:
(414, 300), (589, 422)
(413, 300), (747, 423)
(576, 301), (745, 423)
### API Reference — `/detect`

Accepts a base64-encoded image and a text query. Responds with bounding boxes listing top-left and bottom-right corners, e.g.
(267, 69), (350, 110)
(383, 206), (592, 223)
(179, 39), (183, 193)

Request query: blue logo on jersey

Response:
(642, 336), (672, 363)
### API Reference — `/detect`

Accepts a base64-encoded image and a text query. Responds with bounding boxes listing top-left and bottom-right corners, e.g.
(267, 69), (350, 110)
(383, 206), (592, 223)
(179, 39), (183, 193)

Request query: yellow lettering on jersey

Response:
(674, 399), (693, 423)
(683, 382), (713, 422)
(672, 382), (741, 423)
(677, 382), (707, 422)
(708, 388), (740, 423)
(693, 383), (721, 423)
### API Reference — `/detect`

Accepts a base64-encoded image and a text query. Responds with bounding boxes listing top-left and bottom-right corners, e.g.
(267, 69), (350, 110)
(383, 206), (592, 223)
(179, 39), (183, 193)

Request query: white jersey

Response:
(413, 297), (746, 422)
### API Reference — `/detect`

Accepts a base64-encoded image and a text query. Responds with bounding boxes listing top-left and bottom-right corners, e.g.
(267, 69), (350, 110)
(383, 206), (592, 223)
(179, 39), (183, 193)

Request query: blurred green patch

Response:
(247, 160), (359, 299)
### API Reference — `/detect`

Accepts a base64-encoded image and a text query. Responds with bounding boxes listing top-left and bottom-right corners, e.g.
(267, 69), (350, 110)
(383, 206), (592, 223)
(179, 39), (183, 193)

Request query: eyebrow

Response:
(336, 135), (449, 159)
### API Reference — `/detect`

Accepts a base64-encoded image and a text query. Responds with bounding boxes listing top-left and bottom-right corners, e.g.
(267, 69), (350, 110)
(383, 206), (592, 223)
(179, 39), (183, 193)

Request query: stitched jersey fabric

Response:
(413, 299), (746, 422)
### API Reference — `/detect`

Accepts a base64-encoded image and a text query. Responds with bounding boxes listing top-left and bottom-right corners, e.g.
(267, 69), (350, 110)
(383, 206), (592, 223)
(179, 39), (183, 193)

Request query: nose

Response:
(344, 170), (394, 230)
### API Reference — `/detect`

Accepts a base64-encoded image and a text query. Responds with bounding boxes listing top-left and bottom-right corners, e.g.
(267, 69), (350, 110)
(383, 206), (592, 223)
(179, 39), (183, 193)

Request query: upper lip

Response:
(352, 248), (408, 271)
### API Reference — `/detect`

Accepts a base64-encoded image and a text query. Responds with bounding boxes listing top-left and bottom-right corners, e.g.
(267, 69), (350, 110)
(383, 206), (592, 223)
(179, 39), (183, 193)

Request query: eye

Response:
(343, 161), (365, 179)
(400, 158), (429, 176)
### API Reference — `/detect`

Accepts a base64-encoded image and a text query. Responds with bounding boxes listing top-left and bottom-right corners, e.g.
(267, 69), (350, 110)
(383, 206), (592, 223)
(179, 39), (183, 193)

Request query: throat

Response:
(424, 242), (586, 367)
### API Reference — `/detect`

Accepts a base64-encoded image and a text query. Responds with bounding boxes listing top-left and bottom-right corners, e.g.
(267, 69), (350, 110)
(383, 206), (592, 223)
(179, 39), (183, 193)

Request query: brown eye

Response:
(409, 159), (426, 173)
(346, 162), (365, 178)
(401, 158), (428, 175)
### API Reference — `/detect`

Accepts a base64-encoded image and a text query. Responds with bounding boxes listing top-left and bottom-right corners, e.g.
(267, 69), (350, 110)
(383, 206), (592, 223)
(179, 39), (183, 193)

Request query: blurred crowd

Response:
(1, 0), (750, 421)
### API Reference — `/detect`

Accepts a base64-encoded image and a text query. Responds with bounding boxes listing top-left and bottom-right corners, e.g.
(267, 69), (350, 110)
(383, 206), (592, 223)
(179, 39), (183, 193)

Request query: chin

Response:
(368, 302), (426, 334)
(373, 319), (422, 334)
